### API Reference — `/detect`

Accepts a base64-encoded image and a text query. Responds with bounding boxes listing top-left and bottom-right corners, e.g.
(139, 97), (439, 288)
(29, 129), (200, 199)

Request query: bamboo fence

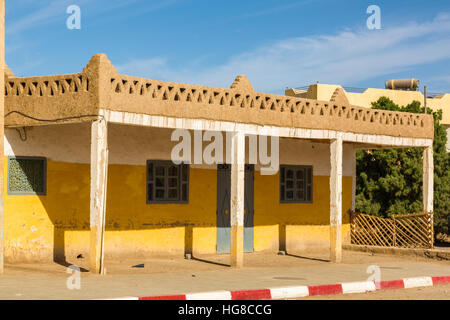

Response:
(350, 212), (433, 249)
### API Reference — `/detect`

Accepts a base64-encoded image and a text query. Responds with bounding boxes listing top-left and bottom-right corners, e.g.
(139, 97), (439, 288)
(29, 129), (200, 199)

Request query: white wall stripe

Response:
(403, 277), (433, 289)
(341, 281), (377, 294)
(101, 109), (433, 148)
(270, 286), (309, 299)
(186, 291), (232, 300)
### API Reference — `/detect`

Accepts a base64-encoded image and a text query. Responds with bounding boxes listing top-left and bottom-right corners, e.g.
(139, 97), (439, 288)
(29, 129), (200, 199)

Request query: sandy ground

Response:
(1, 250), (449, 299)
(298, 284), (450, 300)
(48, 248), (450, 275)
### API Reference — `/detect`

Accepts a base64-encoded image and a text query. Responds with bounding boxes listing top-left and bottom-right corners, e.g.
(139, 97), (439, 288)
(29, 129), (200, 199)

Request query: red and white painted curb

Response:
(106, 275), (450, 300)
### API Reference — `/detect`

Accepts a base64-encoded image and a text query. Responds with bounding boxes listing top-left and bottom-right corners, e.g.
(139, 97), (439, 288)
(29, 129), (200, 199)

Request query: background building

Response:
(286, 84), (450, 151)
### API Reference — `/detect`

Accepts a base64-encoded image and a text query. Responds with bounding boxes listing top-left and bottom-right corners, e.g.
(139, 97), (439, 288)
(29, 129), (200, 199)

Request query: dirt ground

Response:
(47, 248), (450, 275)
(299, 284), (450, 300)
(1, 250), (449, 300)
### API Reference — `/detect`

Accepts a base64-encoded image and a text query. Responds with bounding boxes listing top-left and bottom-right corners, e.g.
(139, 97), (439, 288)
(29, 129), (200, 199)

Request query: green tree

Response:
(356, 97), (449, 236)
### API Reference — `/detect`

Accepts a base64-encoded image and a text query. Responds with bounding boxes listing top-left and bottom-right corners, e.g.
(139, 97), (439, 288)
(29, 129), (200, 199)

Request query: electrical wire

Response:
(4, 110), (104, 125)
(15, 127), (27, 141)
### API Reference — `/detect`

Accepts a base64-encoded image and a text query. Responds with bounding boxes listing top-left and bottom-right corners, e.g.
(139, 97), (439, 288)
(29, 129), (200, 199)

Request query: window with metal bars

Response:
(280, 165), (312, 203)
(146, 161), (189, 204)
(8, 156), (47, 195)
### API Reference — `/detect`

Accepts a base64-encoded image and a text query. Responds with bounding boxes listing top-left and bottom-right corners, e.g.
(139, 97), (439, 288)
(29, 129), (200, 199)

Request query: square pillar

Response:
(351, 147), (357, 212)
(0, 0), (4, 275)
(422, 146), (433, 213)
(330, 136), (343, 263)
(89, 119), (108, 274)
(423, 146), (434, 245)
(230, 131), (245, 268)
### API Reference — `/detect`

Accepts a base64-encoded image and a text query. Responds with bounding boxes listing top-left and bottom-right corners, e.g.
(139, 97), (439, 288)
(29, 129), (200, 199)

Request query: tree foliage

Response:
(356, 97), (449, 236)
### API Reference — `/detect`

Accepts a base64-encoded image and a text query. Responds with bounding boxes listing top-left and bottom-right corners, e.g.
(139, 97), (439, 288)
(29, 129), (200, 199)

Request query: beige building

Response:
(1, 54), (434, 274)
(286, 84), (450, 151)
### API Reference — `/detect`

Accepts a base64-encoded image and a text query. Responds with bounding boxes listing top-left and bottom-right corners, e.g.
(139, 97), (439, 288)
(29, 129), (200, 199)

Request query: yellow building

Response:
(2, 54), (435, 273)
(286, 83), (450, 151)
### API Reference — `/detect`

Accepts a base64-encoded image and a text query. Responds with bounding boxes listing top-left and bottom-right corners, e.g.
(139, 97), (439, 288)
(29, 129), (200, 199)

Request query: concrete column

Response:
(330, 135), (343, 263)
(230, 131), (245, 268)
(89, 119), (108, 274)
(0, 0), (5, 275)
(351, 147), (356, 212)
(422, 146), (434, 214)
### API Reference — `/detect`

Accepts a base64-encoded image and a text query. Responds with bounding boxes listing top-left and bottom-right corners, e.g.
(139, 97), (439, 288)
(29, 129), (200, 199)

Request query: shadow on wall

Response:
(7, 158), (89, 271)
(5, 125), (353, 267)
(5, 124), (91, 266)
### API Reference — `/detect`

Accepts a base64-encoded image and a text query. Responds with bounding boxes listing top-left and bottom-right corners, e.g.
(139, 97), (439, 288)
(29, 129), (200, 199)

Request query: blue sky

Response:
(5, 0), (450, 94)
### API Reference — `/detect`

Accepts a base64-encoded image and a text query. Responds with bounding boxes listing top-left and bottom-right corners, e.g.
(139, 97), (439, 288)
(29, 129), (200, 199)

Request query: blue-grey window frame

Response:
(280, 165), (313, 203)
(146, 160), (189, 204)
(7, 156), (47, 196)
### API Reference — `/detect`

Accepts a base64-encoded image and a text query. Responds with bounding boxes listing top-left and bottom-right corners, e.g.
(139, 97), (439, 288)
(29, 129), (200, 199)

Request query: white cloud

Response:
(116, 13), (450, 93)
(7, 0), (81, 35)
(6, 0), (176, 35)
(5, 0), (180, 75)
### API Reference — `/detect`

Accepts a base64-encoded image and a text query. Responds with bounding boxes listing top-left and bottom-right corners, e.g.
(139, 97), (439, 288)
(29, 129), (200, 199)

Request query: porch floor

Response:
(2, 250), (449, 300)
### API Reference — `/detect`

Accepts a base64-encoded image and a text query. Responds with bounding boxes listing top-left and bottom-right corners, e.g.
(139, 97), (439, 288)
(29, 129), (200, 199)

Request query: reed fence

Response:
(350, 212), (433, 249)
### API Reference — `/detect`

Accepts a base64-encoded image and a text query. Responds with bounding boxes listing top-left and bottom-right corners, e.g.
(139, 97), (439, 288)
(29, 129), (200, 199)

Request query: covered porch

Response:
(3, 54), (434, 274)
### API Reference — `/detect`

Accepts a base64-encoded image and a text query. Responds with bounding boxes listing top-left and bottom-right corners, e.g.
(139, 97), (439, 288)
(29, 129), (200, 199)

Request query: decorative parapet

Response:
(6, 73), (89, 97)
(230, 75), (254, 92)
(5, 54), (434, 140)
(4, 64), (14, 78)
(4, 54), (115, 127)
(5, 72), (96, 127)
(107, 74), (434, 139)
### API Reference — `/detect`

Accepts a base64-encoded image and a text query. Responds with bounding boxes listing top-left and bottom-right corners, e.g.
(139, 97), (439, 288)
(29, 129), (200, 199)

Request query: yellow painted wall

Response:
(105, 164), (218, 258)
(4, 158), (353, 262)
(4, 160), (90, 262)
(253, 173), (352, 252)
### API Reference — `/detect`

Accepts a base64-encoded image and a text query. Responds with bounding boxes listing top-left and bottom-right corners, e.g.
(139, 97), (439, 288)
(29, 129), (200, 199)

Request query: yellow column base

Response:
(330, 225), (342, 263)
(230, 225), (244, 268)
(89, 228), (101, 274)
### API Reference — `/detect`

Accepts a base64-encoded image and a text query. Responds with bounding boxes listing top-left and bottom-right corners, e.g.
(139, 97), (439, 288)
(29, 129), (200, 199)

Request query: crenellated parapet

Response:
(4, 54), (434, 140)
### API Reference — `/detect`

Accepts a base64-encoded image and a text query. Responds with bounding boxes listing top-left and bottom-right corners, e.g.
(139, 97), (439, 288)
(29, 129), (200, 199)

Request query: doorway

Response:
(216, 164), (254, 253)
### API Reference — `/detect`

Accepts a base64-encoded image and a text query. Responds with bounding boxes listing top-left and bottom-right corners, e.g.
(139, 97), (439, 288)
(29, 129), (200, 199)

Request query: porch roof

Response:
(5, 54), (434, 141)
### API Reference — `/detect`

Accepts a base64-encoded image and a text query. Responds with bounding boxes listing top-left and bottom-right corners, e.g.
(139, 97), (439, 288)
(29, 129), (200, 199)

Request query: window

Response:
(147, 161), (189, 203)
(280, 165), (312, 203)
(8, 156), (47, 195)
